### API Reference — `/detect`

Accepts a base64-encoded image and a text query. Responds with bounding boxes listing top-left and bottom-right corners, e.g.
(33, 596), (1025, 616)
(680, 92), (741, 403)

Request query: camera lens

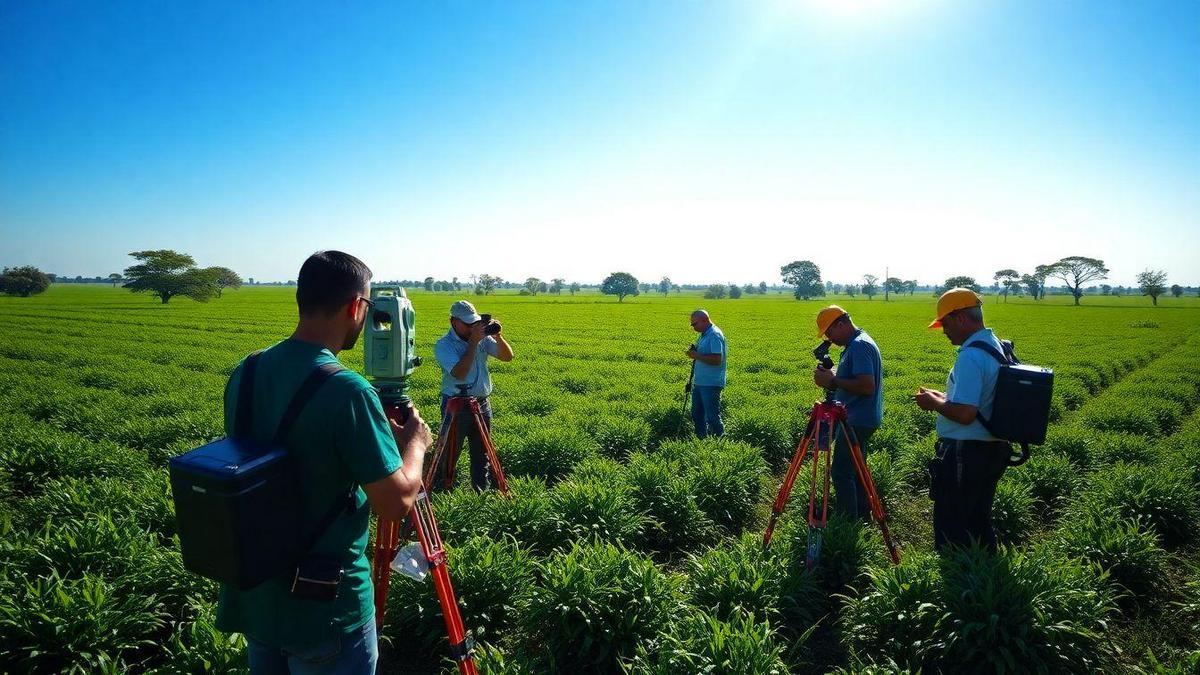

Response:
(486, 321), (502, 335)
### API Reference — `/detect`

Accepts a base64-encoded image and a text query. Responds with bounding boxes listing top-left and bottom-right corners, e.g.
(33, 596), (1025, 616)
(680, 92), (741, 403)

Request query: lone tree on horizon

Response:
(994, 269), (1020, 301)
(1047, 256), (1108, 305)
(941, 276), (981, 294)
(781, 260), (823, 300)
(203, 267), (242, 298)
(1137, 269), (1168, 306)
(600, 272), (639, 302)
(862, 274), (879, 300)
(122, 250), (220, 304)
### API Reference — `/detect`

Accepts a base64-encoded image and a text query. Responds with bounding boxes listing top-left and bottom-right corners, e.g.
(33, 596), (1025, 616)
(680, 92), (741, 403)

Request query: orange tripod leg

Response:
(835, 422), (900, 564)
(410, 490), (478, 674)
(763, 415), (816, 548)
(468, 401), (509, 496)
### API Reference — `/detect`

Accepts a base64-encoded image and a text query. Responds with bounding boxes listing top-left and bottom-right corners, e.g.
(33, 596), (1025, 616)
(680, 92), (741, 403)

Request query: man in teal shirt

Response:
(218, 251), (431, 674)
(687, 309), (727, 438)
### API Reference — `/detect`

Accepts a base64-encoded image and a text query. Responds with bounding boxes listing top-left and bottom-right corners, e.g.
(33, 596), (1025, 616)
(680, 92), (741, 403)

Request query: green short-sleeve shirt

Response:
(215, 338), (401, 647)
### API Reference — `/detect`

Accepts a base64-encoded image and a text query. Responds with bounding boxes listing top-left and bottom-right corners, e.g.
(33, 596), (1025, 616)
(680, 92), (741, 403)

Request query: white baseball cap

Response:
(450, 300), (481, 323)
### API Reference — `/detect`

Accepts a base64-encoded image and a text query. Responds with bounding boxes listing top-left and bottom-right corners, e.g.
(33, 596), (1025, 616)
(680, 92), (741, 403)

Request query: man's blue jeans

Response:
(691, 385), (724, 439)
(247, 620), (377, 675)
(832, 425), (876, 519)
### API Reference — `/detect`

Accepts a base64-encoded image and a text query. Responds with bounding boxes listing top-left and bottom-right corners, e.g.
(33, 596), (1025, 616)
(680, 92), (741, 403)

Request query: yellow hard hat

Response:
(929, 288), (982, 328)
(816, 305), (848, 337)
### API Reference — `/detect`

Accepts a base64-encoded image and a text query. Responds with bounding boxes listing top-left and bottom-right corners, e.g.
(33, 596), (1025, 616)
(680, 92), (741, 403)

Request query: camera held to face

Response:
(479, 313), (502, 336)
(812, 339), (834, 370)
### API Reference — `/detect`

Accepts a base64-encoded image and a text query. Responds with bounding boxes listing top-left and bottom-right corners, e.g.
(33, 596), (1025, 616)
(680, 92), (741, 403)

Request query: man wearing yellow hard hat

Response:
(813, 305), (883, 519)
(914, 288), (1011, 552)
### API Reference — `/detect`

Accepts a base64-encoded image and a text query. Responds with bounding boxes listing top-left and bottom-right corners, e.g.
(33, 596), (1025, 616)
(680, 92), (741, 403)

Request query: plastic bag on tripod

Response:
(391, 541), (430, 581)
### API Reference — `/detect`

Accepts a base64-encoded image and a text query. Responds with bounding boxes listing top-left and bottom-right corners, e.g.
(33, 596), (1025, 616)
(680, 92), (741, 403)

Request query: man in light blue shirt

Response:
(687, 310), (726, 438)
(914, 288), (1011, 552)
(433, 300), (514, 490)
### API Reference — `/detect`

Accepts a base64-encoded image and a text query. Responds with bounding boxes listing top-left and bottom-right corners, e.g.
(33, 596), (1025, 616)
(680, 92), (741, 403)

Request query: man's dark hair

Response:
(296, 251), (373, 315)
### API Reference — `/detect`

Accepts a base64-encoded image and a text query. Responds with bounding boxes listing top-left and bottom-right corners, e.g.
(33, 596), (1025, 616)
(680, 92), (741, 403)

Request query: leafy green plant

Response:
(625, 610), (789, 674)
(548, 476), (645, 548)
(624, 453), (716, 554)
(840, 553), (943, 669)
(500, 425), (597, 484)
(1076, 462), (1200, 547)
(684, 536), (788, 622)
(516, 541), (684, 672)
(584, 414), (651, 461)
(725, 410), (794, 472)
(1008, 451), (1079, 518)
(1056, 506), (1167, 605)
(991, 478), (1036, 544)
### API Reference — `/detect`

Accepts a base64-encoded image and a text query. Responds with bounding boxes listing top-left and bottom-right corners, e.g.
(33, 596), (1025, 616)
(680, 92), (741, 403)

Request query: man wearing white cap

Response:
(433, 300), (514, 490)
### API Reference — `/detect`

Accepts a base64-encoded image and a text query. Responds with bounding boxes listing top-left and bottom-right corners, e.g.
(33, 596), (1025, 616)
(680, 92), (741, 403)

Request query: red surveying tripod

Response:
(763, 394), (900, 569)
(424, 387), (510, 495)
(371, 396), (479, 675)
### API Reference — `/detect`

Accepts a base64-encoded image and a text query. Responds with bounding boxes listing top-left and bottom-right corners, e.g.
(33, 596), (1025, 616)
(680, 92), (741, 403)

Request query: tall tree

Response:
(728, 284), (742, 299)
(941, 276), (981, 293)
(203, 266), (242, 298)
(1046, 256), (1108, 305)
(549, 278), (565, 294)
(885, 277), (904, 300)
(0, 266), (52, 297)
(780, 260), (823, 300)
(600, 272), (640, 302)
(1170, 284), (1183, 298)
(993, 269), (1020, 301)
(658, 276), (672, 294)
(758, 281), (768, 294)
(904, 280), (918, 295)
(569, 281), (580, 296)
(861, 274), (879, 300)
(703, 284), (727, 299)
(423, 276), (434, 292)
(122, 250), (217, 304)
(1136, 269), (1168, 306)
(524, 277), (543, 295)
(452, 277), (461, 291)
(475, 274), (499, 296)
(108, 273), (123, 287)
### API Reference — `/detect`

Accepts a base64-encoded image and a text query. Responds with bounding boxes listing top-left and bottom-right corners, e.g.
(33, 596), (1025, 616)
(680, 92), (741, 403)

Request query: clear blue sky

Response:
(2, 1), (1197, 286)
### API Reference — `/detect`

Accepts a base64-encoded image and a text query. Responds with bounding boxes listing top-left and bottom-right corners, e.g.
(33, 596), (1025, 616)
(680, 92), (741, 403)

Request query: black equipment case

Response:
(970, 340), (1053, 465)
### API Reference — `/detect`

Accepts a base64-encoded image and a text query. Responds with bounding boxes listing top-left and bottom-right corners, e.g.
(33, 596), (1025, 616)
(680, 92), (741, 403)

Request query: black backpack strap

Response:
(234, 351), (264, 439)
(967, 341), (1012, 365)
(272, 361), (356, 561)
(273, 362), (346, 444)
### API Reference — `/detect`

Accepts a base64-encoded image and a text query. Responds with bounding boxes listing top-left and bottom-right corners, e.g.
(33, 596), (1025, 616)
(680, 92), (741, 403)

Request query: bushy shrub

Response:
(725, 410), (794, 473)
(685, 440), (767, 534)
(0, 571), (169, 673)
(840, 553), (943, 668)
(548, 476), (645, 548)
(17, 474), (176, 541)
(149, 600), (247, 675)
(785, 513), (888, 593)
(1056, 506), (1167, 604)
(842, 547), (1116, 672)
(1042, 426), (1096, 470)
(384, 535), (533, 652)
(644, 404), (692, 445)
(1075, 462), (1200, 547)
(684, 536), (787, 622)
(508, 393), (558, 417)
(626, 611), (789, 674)
(991, 477), (1036, 544)
(935, 546), (1115, 672)
(1088, 431), (1157, 466)
(1079, 404), (1159, 437)
(584, 414), (650, 461)
(625, 454), (716, 554)
(486, 477), (557, 554)
(1008, 451), (1079, 518)
(500, 425), (597, 484)
(516, 541), (684, 671)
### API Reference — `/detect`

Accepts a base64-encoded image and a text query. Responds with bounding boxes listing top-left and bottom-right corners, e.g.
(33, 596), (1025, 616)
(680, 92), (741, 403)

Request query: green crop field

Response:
(3, 285), (1200, 673)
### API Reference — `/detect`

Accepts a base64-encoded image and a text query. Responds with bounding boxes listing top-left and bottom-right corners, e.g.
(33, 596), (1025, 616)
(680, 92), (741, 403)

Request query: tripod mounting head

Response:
(813, 340), (834, 370)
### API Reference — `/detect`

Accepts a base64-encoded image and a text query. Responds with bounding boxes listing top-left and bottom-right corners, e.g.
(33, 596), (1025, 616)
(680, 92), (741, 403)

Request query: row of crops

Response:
(1, 287), (1199, 672)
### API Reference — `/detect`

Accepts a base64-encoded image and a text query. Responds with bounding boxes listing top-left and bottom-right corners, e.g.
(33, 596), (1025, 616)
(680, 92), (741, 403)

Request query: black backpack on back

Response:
(968, 340), (1054, 466)
(169, 351), (354, 590)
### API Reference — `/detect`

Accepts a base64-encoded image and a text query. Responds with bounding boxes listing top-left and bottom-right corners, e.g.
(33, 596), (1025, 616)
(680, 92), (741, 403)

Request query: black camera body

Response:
(479, 313), (502, 336)
(812, 340), (834, 370)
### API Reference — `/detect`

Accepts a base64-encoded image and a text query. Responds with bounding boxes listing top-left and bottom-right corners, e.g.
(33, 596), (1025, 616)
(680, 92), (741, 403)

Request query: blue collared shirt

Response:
(834, 329), (883, 428)
(434, 329), (499, 397)
(693, 324), (727, 388)
(936, 327), (1004, 441)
